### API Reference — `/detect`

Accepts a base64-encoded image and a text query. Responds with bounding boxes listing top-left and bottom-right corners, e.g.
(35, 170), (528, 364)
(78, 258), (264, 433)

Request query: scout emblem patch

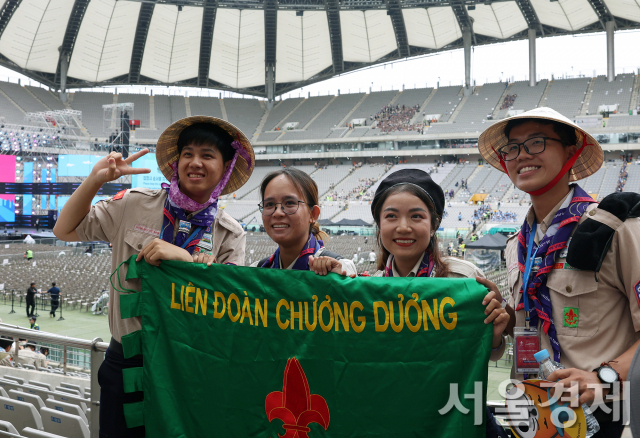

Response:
(563, 307), (579, 328)
(178, 220), (191, 234)
(634, 280), (640, 308)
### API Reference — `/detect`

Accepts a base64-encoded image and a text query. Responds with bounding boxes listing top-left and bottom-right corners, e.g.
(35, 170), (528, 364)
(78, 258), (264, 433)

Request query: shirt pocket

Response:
(124, 229), (156, 253)
(547, 270), (599, 338)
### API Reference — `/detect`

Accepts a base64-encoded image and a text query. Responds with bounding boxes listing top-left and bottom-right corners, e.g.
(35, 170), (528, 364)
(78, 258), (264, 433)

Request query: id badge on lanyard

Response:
(515, 222), (540, 374)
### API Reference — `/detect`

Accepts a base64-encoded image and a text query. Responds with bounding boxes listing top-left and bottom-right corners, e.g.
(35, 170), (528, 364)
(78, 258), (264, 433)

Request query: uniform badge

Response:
(178, 220), (191, 234)
(197, 233), (213, 251)
(634, 280), (640, 308)
(531, 257), (542, 272)
(558, 238), (571, 259)
(563, 307), (579, 328)
(205, 226), (212, 233)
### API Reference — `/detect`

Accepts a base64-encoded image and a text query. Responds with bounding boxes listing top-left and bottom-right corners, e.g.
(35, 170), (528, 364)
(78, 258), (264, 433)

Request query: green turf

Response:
(0, 302), (110, 342)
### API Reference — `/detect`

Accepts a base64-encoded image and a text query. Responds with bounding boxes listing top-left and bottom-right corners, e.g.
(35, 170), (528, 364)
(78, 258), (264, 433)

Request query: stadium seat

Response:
(54, 387), (80, 397)
(22, 427), (66, 438)
(0, 379), (23, 393)
(0, 395), (43, 431)
(51, 393), (86, 413)
(44, 399), (88, 425)
(40, 407), (89, 438)
(0, 419), (19, 434)
(0, 388), (6, 398)
(9, 389), (45, 409)
(22, 385), (52, 401)
(60, 384), (83, 397)
(3, 376), (25, 386)
(28, 382), (52, 392)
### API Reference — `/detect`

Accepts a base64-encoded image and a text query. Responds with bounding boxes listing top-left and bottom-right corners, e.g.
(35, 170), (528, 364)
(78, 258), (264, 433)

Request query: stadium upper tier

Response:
(218, 159), (631, 228)
(1, 75), (640, 147)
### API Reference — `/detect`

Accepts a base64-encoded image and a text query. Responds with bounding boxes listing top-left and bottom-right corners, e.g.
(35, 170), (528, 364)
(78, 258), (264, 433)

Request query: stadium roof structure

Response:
(0, 0), (638, 100)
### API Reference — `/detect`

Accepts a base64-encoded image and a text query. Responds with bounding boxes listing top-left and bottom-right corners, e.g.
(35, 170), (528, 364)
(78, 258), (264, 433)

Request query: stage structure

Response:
(102, 103), (137, 157)
(0, 109), (88, 155)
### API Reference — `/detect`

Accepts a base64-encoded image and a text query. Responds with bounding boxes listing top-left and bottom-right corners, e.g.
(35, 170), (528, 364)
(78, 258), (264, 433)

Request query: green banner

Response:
(119, 257), (493, 437)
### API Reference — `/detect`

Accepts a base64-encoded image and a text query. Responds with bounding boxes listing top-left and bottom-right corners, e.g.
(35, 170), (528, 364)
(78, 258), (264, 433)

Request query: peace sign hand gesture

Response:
(90, 149), (151, 185)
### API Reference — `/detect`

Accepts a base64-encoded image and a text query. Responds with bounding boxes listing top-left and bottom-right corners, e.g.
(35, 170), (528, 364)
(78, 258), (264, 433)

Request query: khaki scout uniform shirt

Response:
(373, 256), (507, 361)
(506, 190), (640, 381)
(75, 188), (246, 343)
(15, 348), (46, 369)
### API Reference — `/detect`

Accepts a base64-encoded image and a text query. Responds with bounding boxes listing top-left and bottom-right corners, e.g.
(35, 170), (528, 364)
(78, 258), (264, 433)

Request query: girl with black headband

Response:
(370, 168), (509, 437)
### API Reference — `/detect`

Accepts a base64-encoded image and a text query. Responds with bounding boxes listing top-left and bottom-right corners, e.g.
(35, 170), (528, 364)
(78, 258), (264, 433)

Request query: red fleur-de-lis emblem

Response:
(565, 309), (577, 324)
(265, 358), (330, 438)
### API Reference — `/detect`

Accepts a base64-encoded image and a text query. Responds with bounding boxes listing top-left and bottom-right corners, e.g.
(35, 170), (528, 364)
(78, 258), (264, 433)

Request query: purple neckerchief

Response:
(261, 234), (323, 270)
(384, 251), (435, 277)
(516, 184), (596, 365)
(160, 188), (217, 254)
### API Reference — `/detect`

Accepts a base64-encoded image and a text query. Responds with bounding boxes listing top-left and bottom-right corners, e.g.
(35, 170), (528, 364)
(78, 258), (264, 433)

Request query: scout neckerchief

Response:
(383, 251), (436, 278)
(160, 189), (217, 254)
(261, 233), (323, 270)
(515, 184), (596, 363)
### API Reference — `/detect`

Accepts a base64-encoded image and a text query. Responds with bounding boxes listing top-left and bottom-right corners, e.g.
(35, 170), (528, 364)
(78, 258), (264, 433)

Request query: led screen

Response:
(57, 155), (103, 177)
(0, 155), (16, 221)
(131, 153), (164, 190)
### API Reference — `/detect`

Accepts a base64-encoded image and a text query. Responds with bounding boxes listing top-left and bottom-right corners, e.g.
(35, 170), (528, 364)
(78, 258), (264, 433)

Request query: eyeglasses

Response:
(259, 199), (306, 216)
(497, 137), (564, 161)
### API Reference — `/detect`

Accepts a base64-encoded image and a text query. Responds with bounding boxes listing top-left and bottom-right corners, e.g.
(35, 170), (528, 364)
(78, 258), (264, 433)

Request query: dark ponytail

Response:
(260, 168), (329, 241)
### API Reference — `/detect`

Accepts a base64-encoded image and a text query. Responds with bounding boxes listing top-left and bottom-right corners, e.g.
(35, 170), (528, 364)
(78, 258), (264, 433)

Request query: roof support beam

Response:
(324, 0), (344, 74)
(386, 0), (410, 58)
(528, 28), (536, 87)
(463, 25), (472, 96)
(264, 0), (278, 104)
(197, 0), (217, 88)
(514, 0), (543, 35)
(0, 0), (21, 41)
(128, 2), (155, 84)
(586, 0), (614, 29)
(54, 0), (90, 89)
(450, 0), (475, 44)
(606, 20), (615, 82)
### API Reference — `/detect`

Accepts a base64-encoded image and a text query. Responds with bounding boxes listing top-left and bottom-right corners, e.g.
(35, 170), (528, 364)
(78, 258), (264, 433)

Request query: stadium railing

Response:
(0, 323), (106, 438)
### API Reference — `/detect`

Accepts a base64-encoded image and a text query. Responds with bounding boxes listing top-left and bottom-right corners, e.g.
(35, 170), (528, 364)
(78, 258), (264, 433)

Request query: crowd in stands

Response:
(500, 94), (517, 110)
(617, 161), (628, 192)
(369, 104), (425, 134)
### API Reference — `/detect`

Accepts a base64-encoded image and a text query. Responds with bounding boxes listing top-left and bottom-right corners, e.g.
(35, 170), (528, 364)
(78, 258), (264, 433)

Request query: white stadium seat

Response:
(44, 399), (88, 425)
(0, 419), (19, 434)
(3, 377), (25, 386)
(54, 387), (81, 397)
(0, 395), (43, 431)
(22, 386), (52, 402)
(28, 382), (52, 392)
(9, 390), (45, 410)
(40, 407), (89, 438)
(22, 427), (67, 438)
(0, 380), (22, 393)
(0, 388), (7, 398)
(51, 393), (86, 413)
(60, 384), (84, 397)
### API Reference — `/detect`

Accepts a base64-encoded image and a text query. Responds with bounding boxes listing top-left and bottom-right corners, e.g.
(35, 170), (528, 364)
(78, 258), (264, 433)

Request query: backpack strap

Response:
(567, 192), (640, 278)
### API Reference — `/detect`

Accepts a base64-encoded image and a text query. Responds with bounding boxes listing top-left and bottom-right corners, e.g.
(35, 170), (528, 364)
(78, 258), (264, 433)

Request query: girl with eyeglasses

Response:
(251, 168), (357, 276)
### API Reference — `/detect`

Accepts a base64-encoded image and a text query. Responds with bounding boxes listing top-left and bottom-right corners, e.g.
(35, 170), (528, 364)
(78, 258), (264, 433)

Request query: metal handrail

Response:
(0, 324), (106, 438)
(0, 324), (108, 351)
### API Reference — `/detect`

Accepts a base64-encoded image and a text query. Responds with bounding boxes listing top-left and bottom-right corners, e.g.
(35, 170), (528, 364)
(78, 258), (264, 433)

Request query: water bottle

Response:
(533, 349), (600, 437)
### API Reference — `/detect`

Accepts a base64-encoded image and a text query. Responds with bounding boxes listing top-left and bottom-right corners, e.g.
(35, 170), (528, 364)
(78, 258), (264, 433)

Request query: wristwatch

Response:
(593, 364), (619, 385)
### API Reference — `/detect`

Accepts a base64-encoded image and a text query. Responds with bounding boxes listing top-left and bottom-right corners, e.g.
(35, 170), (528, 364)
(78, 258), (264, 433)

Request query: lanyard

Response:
(179, 226), (202, 249)
(522, 222), (538, 329)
